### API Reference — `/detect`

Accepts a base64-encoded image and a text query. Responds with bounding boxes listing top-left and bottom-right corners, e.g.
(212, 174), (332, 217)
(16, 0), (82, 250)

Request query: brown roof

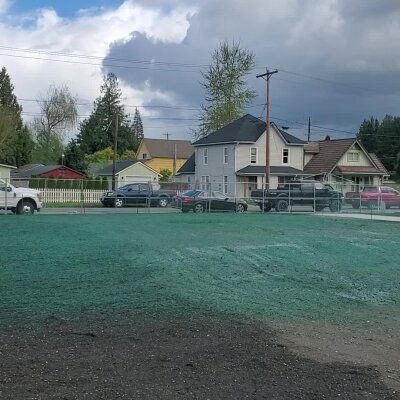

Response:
(303, 138), (355, 175)
(335, 166), (381, 174)
(142, 138), (194, 159)
(369, 153), (389, 175)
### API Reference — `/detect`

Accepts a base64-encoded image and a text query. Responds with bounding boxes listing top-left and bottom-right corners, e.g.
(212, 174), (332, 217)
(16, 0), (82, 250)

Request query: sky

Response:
(1, 0), (400, 142)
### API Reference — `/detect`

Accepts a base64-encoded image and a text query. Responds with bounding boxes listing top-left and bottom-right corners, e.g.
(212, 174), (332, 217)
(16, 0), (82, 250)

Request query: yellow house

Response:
(136, 138), (194, 174)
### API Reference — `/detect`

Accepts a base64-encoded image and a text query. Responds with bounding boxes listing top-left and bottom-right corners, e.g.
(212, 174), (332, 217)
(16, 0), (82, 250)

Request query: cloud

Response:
(0, 0), (195, 137)
(0, 0), (11, 14)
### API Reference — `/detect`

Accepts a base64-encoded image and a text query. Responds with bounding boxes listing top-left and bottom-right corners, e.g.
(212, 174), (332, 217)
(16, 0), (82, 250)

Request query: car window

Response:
(381, 187), (398, 194)
(315, 183), (325, 190)
(197, 191), (209, 199)
(212, 191), (226, 199)
(363, 186), (377, 193)
(182, 190), (201, 197)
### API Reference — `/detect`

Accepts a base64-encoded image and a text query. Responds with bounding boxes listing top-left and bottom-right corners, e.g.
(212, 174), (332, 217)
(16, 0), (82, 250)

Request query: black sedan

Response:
(173, 190), (248, 213)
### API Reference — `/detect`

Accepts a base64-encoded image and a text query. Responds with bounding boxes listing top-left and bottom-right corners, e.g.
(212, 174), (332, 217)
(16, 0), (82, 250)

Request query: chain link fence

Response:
(1, 177), (400, 219)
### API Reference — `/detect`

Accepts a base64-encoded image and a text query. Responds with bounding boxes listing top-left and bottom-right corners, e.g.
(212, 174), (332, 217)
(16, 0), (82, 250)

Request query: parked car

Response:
(345, 186), (400, 209)
(251, 180), (343, 212)
(100, 182), (176, 208)
(173, 190), (248, 213)
(0, 178), (42, 214)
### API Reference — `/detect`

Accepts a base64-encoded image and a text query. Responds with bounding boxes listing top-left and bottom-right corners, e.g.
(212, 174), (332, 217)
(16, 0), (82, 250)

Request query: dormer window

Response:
(347, 151), (360, 162)
(142, 153), (148, 159)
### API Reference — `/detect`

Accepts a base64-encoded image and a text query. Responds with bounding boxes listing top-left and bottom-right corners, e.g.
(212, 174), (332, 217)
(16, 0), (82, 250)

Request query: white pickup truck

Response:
(0, 179), (42, 214)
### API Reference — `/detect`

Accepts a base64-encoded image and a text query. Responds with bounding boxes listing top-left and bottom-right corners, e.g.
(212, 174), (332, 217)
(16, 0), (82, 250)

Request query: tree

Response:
(159, 168), (172, 182)
(32, 85), (77, 164)
(132, 107), (144, 141)
(62, 139), (88, 174)
(357, 115), (400, 175)
(197, 41), (256, 137)
(0, 67), (34, 165)
(78, 73), (139, 155)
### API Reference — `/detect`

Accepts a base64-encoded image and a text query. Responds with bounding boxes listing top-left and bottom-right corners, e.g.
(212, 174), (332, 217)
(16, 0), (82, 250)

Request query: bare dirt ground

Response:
(0, 314), (398, 400)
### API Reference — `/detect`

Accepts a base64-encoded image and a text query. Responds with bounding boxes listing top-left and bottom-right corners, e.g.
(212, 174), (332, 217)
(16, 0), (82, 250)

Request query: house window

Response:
(142, 153), (147, 159)
(223, 147), (228, 164)
(203, 148), (208, 165)
(250, 147), (257, 164)
(187, 176), (191, 183)
(223, 176), (228, 194)
(201, 175), (210, 191)
(282, 148), (289, 164)
(347, 151), (360, 162)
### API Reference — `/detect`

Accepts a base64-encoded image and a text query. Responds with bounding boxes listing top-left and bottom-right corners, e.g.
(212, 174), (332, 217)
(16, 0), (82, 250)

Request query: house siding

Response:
(337, 143), (373, 167)
(0, 165), (13, 181)
(195, 144), (237, 196)
(144, 158), (187, 173)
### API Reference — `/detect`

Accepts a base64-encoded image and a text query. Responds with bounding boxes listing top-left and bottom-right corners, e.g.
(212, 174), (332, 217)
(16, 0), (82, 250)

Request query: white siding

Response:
(337, 143), (374, 167)
(0, 165), (12, 181)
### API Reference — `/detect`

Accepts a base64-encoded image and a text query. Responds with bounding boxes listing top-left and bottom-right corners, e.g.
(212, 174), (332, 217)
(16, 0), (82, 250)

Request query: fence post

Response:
(80, 179), (84, 214)
(313, 184), (316, 213)
(4, 178), (8, 215)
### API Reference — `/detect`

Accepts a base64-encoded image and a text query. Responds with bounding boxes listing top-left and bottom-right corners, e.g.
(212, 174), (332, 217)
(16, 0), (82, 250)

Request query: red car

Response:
(349, 186), (400, 209)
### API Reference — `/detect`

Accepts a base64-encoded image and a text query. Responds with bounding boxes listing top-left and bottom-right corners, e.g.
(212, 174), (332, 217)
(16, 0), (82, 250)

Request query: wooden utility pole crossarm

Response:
(256, 69), (278, 187)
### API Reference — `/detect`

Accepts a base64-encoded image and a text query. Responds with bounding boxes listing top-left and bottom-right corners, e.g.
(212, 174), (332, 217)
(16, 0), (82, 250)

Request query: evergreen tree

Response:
(197, 41), (256, 137)
(132, 107), (144, 142)
(62, 139), (88, 174)
(78, 73), (138, 154)
(0, 67), (33, 165)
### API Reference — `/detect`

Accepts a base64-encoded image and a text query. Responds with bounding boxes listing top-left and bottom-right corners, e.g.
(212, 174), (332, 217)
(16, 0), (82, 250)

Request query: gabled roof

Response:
(369, 153), (389, 175)
(303, 138), (355, 175)
(141, 138), (194, 159)
(97, 159), (138, 176)
(193, 114), (305, 146)
(236, 165), (306, 176)
(176, 153), (195, 175)
(12, 165), (84, 179)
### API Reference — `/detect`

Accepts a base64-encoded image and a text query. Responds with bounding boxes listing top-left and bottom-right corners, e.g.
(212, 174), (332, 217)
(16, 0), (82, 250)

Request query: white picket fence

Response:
(32, 188), (104, 204)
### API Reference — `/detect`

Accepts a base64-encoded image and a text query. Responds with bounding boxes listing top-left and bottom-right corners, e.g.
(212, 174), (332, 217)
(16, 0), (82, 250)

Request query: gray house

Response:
(192, 114), (306, 197)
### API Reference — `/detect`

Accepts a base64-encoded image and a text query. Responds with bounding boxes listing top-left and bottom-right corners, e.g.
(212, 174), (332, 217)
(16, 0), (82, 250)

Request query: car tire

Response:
(181, 209), (189, 213)
(114, 197), (124, 208)
(16, 200), (35, 215)
(236, 203), (246, 213)
(276, 199), (289, 212)
(367, 200), (378, 209)
(314, 205), (324, 212)
(193, 203), (205, 213)
(260, 203), (272, 212)
(158, 197), (169, 208)
(329, 199), (342, 212)
(351, 201), (360, 209)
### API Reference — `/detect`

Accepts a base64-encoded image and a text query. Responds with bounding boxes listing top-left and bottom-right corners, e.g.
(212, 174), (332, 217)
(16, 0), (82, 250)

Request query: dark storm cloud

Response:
(105, 0), (400, 138)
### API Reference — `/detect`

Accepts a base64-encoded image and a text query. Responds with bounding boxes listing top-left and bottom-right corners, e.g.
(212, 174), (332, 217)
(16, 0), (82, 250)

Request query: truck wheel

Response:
(260, 203), (272, 212)
(329, 200), (342, 212)
(158, 197), (169, 208)
(236, 203), (246, 213)
(16, 200), (35, 215)
(351, 201), (360, 209)
(276, 199), (289, 212)
(194, 203), (205, 213)
(114, 197), (124, 208)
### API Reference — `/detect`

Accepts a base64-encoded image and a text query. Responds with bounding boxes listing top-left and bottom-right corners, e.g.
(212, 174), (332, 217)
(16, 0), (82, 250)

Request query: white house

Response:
(192, 114), (306, 197)
(97, 159), (160, 188)
(303, 138), (389, 193)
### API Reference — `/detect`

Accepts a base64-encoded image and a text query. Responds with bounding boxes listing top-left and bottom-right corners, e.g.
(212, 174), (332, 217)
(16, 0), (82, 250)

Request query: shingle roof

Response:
(335, 166), (382, 174)
(142, 138), (194, 159)
(193, 114), (305, 146)
(12, 165), (61, 178)
(236, 165), (306, 175)
(97, 159), (138, 176)
(369, 153), (389, 175)
(176, 153), (195, 175)
(303, 138), (355, 175)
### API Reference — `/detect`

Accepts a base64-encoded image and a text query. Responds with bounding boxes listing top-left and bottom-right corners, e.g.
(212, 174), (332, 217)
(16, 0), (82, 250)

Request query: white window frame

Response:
(223, 176), (228, 194)
(282, 148), (289, 165)
(250, 147), (257, 164)
(347, 151), (360, 162)
(201, 175), (210, 191)
(223, 147), (228, 164)
(203, 148), (208, 165)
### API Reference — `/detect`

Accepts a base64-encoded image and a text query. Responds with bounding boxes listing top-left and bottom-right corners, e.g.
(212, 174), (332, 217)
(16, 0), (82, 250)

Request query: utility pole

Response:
(163, 133), (171, 140)
(308, 116), (311, 142)
(112, 114), (118, 190)
(256, 68), (278, 186)
(173, 143), (177, 176)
